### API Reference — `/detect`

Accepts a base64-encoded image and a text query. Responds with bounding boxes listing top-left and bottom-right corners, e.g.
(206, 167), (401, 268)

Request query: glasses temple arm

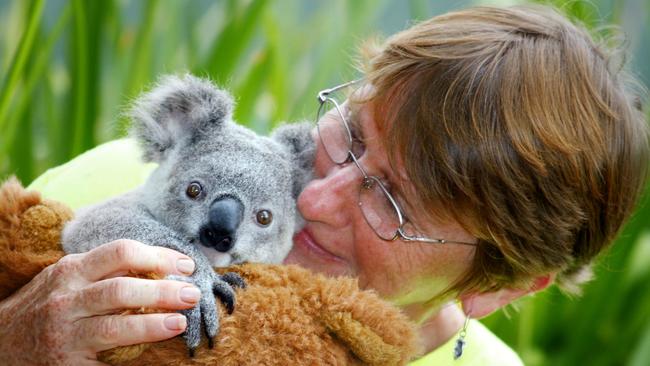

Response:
(398, 228), (478, 246)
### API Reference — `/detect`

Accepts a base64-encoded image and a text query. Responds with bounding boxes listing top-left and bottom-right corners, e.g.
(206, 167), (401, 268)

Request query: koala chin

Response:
(61, 74), (315, 355)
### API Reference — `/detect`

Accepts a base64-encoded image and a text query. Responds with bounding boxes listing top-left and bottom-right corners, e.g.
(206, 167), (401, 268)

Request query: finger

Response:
(75, 313), (187, 352)
(76, 277), (201, 317)
(79, 239), (196, 281)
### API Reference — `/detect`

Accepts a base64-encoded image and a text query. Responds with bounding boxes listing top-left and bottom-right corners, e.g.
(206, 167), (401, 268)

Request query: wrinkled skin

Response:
(0, 240), (199, 366)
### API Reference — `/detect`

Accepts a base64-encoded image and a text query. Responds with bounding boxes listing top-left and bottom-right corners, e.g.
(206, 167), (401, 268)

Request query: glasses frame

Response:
(316, 80), (477, 247)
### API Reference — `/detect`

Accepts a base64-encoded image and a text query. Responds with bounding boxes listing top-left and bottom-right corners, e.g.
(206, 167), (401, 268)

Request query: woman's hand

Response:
(0, 239), (201, 365)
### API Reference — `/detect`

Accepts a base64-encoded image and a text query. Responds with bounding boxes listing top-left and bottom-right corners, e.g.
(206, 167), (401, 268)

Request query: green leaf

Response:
(0, 0), (45, 134)
(197, 0), (269, 83)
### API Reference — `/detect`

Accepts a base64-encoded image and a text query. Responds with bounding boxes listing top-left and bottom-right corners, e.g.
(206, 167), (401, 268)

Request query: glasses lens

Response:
(317, 98), (351, 164)
(359, 176), (401, 240)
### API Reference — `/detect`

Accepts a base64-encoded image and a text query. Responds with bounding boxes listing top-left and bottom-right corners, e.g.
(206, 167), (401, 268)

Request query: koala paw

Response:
(167, 271), (246, 356)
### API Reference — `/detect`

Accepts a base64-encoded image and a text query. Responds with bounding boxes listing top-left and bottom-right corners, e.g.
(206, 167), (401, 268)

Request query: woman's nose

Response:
(297, 163), (361, 228)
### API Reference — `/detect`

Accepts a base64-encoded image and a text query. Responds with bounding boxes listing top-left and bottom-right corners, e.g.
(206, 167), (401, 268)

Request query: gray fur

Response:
(61, 74), (315, 353)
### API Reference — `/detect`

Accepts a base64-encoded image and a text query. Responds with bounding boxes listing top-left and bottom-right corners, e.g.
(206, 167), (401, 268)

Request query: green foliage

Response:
(0, 0), (398, 182)
(1, 1), (648, 365)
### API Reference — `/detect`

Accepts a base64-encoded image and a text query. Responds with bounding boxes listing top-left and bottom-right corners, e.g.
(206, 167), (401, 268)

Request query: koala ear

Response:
(127, 74), (234, 163)
(271, 122), (315, 198)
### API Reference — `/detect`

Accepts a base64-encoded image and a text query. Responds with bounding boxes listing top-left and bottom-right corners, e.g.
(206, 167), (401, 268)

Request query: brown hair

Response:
(359, 5), (649, 295)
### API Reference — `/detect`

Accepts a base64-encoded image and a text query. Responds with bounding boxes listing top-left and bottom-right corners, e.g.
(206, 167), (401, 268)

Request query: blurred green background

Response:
(1, 0), (649, 365)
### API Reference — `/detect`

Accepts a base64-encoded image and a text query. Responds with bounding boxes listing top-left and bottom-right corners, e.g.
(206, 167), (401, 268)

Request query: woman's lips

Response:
(292, 228), (345, 263)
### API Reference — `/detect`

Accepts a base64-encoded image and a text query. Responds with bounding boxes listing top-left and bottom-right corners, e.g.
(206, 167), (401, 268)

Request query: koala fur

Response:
(61, 74), (315, 353)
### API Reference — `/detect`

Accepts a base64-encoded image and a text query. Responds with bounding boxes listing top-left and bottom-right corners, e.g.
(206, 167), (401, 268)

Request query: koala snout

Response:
(199, 196), (244, 252)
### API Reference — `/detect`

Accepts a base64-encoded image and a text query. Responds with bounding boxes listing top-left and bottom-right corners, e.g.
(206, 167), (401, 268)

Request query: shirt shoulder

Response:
(28, 138), (156, 210)
(409, 320), (523, 366)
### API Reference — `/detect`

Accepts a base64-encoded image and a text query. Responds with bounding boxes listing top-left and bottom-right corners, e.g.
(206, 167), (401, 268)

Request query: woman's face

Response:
(284, 91), (477, 309)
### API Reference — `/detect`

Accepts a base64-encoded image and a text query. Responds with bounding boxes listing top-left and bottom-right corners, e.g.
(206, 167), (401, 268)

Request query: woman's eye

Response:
(186, 182), (202, 198)
(377, 177), (394, 197)
(350, 136), (366, 158)
(256, 210), (273, 226)
(347, 114), (366, 157)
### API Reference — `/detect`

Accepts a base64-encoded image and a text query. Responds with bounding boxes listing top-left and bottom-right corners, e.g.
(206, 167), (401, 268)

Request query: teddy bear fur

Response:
(0, 178), (420, 365)
(0, 176), (73, 299)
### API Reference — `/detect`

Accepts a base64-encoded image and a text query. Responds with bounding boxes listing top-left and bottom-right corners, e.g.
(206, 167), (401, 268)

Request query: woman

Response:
(0, 4), (647, 365)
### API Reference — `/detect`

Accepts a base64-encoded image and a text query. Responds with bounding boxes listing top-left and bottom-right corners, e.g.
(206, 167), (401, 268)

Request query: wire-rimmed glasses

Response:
(316, 80), (477, 246)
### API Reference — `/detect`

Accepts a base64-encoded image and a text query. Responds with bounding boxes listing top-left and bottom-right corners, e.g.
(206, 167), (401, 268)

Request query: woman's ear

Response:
(458, 274), (554, 319)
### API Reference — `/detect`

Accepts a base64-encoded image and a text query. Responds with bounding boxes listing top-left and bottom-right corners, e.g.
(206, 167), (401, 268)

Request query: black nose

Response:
(199, 196), (243, 252)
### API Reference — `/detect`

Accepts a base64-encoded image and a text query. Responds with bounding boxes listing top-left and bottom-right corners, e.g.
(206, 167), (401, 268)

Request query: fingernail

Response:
(180, 286), (201, 303)
(177, 258), (195, 275)
(164, 314), (186, 331)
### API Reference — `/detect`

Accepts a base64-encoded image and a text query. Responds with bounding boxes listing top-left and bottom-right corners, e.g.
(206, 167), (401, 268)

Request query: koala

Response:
(61, 74), (315, 355)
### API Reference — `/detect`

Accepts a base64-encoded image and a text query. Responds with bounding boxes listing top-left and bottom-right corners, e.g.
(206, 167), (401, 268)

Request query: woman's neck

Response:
(401, 301), (465, 354)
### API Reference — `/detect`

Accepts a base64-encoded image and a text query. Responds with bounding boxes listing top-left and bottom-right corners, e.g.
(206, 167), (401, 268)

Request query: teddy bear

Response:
(61, 74), (316, 352)
(0, 178), (420, 365)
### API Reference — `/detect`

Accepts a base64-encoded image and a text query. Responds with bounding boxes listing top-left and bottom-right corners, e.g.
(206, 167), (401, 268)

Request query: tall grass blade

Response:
(198, 0), (268, 83)
(0, 2), (72, 163)
(0, 0), (45, 133)
(123, 0), (158, 97)
(116, 0), (159, 132)
(70, 0), (89, 156)
(233, 48), (271, 131)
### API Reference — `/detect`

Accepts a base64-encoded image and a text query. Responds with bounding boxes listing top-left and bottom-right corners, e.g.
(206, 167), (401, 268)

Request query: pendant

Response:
(453, 337), (466, 360)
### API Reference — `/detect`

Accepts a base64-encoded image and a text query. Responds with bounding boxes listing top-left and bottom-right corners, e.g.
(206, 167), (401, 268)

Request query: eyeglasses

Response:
(316, 80), (477, 246)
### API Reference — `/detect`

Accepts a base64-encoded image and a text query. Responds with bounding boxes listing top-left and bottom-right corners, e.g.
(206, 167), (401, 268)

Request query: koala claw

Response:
(213, 277), (237, 314)
(179, 302), (202, 354)
(168, 271), (238, 355)
(222, 271), (246, 289)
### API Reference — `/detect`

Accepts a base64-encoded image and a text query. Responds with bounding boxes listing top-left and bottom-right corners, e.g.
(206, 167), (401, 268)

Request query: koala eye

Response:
(186, 182), (203, 199)
(256, 210), (273, 227)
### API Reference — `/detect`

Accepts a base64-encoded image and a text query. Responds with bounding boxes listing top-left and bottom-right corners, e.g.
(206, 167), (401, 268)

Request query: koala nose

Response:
(200, 196), (244, 252)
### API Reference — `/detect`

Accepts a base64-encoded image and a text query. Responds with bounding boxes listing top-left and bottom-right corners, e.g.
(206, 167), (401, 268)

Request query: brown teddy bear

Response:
(0, 178), (420, 365)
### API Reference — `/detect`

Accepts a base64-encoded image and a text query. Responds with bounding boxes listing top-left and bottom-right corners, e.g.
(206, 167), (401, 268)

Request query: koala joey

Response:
(61, 74), (315, 355)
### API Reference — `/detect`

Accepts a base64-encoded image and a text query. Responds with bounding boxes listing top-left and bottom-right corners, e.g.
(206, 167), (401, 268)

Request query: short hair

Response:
(359, 5), (649, 295)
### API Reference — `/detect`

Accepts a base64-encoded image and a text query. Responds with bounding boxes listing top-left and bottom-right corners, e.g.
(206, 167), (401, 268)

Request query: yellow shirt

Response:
(29, 139), (156, 210)
(409, 320), (523, 366)
(29, 139), (524, 366)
